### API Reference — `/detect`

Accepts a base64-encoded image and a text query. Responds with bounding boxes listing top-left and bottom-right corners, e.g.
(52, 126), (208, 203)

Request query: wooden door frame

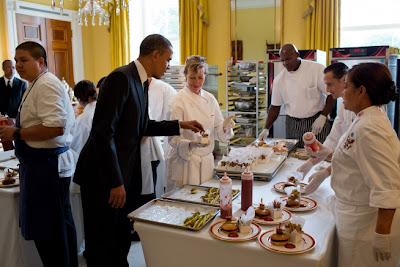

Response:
(5, 0), (84, 84)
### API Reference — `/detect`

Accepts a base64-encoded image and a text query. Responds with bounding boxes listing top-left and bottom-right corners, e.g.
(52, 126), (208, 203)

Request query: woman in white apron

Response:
(305, 62), (400, 266)
(167, 56), (234, 190)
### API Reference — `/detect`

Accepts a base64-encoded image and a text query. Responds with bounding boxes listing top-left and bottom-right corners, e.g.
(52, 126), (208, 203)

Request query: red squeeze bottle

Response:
(0, 117), (15, 151)
(241, 167), (253, 211)
(303, 132), (319, 152)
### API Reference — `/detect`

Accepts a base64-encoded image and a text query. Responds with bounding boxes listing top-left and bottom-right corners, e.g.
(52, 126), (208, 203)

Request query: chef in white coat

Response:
(140, 77), (176, 197)
(308, 63), (400, 266)
(70, 80), (97, 155)
(297, 63), (356, 190)
(167, 55), (235, 190)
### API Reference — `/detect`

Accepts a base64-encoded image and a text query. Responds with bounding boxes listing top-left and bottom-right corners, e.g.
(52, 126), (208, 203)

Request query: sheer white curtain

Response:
(129, 0), (180, 65)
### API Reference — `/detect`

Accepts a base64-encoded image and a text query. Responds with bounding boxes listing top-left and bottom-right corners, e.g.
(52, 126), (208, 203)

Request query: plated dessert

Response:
(209, 217), (261, 242)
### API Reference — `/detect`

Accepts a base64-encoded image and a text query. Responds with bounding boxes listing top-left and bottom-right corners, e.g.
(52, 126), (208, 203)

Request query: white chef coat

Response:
(167, 86), (233, 190)
(323, 97), (356, 150)
(331, 105), (400, 266)
(139, 78), (177, 195)
(271, 60), (327, 118)
(70, 101), (96, 155)
(19, 71), (77, 177)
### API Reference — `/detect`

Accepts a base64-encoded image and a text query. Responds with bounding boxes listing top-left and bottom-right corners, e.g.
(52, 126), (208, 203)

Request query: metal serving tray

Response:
(161, 185), (240, 207)
(215, 154), (287, 181)
(127, 199), (219, 231)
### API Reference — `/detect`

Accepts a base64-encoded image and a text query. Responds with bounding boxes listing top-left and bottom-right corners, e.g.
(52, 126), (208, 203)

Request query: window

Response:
(340, 0), (400, 48)
(128, 0), (180, 65)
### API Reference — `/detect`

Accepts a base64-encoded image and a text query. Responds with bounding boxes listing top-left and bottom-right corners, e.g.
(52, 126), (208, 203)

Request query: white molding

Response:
(6, 0), (84, 84)
(230, 0), (281, 10)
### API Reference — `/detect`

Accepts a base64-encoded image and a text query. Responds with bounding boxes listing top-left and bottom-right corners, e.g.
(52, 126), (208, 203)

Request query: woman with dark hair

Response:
(308, 63), (400, 266)
(71, 80), (97, 155)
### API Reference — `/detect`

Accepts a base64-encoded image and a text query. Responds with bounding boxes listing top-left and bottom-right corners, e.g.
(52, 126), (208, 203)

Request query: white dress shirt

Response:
(19, 71), (76, 177)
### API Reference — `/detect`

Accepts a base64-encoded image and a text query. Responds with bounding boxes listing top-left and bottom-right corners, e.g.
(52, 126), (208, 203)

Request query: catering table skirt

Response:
(134, 158), (338, 267)
(0, 185), (84, 267)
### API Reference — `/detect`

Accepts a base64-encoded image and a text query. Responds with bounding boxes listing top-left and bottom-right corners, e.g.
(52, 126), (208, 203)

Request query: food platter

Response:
(280, 196), (317, 212)
(162, 185), (240, 207)
(252, 209), (292, 225)
(292, 149), (310, 160)
(215, 154), (287, 181)
(209, 221), (261, 242)
(0, 176), (19, 188)
(128, 199), (219, 231)
(251, 138), (299, 154)
(273, 182), (308, 195)
(258, 230), (316, 254)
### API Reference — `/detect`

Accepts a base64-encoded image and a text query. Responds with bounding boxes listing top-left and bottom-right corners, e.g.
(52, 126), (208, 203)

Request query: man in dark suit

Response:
(0, 60), (27, 118)
(73, 34), (204, 267)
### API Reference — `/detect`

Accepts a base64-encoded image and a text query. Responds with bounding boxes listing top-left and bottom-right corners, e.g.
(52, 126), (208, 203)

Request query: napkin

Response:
(238, 206), (255, 233)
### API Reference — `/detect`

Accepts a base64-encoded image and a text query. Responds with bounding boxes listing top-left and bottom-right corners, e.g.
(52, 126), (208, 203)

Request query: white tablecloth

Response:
(134, 157), (337, 267)
(0, 171), (84, 267)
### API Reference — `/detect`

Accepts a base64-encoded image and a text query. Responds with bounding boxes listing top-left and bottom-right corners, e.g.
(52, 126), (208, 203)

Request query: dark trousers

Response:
(286, 113), (331, 148)
(34, 177), (78, 267)
(80, 185), (132, 267)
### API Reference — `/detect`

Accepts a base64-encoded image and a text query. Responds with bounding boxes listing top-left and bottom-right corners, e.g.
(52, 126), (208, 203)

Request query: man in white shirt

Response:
(259, 44), (335, 147)
(297, 62), (357, 193)
(0, 42), (77, 267)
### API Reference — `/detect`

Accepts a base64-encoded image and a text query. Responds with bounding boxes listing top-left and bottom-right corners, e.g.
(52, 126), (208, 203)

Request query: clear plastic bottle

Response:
(303, 132), (319, 152)
(219, 172), (232, 219)
(241, 167), (253, 211)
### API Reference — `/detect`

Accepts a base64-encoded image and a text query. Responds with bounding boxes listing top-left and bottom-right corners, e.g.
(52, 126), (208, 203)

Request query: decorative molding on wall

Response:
(230, 0), (281, 10)
(6, 0), (84, 84)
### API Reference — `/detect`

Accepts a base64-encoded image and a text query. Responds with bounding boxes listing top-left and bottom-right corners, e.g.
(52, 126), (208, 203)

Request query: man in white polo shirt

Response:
(259, 44), (335, 147)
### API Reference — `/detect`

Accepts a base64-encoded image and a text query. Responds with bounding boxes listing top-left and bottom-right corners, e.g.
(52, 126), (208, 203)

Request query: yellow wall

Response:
(232, 7), (281, 61)
(81, 26), (112, 84)
(207, 0), (231, 110)
(282, 0), (306, 49)
(0, 0), (11, 63)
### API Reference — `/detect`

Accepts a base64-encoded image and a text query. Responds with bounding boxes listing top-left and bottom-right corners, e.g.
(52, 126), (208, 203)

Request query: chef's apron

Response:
(14, 113), (69, 240)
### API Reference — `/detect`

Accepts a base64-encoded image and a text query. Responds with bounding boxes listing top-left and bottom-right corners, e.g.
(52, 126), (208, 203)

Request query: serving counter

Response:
(134, 157), (337, 267)
(0, 170), (84, 267)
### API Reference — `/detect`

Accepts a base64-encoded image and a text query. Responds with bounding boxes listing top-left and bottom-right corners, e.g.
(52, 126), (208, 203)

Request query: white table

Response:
(134, 157), (338, 267)
(0, 170), (84, 267)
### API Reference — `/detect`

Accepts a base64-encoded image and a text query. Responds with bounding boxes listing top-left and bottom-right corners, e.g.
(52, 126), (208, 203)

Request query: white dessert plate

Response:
(258, 229), (316, 254)
(0, 176), (19, 188)
(252, 208), (292, 225)
(273, 182), (308, 195)
(209, 221), (261, 242)
(280, 196), (317, 212)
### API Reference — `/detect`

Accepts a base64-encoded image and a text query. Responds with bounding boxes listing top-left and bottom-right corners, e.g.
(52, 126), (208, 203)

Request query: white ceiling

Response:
(230, 0), (281, 10)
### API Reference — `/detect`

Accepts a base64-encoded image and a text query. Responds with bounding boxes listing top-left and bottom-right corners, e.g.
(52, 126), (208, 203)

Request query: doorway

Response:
(16, 13), (75, 87)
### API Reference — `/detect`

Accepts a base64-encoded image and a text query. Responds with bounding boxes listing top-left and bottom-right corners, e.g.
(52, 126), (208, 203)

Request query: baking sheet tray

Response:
(128, 199), (219, 231)
(215, 154), (287, 181)
(162, 185), (240, 207)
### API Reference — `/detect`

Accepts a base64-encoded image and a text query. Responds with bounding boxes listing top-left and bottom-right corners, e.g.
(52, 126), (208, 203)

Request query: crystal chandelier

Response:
(51, 0), (128, 26)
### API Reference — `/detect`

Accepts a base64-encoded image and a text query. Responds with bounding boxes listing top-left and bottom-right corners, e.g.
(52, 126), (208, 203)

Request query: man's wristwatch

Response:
(13, 128), (21, 140)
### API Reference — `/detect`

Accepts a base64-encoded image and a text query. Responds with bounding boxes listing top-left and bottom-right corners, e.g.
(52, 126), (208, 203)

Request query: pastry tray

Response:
(127, 199), (219, 231)
(252, 138), (299, 154)
(161, 185), (240, 207)
(215, 154), (287, 181)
